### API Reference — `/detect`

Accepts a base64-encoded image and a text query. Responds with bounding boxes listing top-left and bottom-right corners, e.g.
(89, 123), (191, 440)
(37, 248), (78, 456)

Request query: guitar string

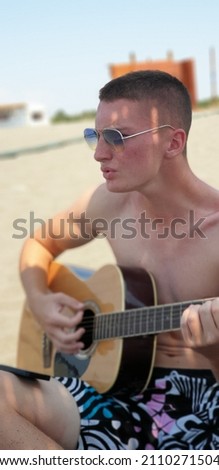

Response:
(71, 303), (194, 338)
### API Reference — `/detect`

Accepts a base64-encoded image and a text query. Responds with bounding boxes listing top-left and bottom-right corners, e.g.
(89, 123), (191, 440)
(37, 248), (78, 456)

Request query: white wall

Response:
(0, 104), (48, 128)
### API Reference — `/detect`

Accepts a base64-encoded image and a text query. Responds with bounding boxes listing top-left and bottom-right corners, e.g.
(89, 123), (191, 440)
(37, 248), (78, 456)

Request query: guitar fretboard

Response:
(94, 299), (204, 341)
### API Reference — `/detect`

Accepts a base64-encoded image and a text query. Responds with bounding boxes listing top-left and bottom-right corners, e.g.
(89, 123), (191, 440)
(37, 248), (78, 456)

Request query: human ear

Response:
(165, 129), (187, 158)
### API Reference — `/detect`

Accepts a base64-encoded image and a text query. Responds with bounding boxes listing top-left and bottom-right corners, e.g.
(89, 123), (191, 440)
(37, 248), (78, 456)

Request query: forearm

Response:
(19, 238), (54, 304)
(19, 237), (85, 352)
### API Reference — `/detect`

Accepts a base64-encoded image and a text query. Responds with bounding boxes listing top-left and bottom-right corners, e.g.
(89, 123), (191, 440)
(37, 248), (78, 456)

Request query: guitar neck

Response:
(93, 298), (205, 341)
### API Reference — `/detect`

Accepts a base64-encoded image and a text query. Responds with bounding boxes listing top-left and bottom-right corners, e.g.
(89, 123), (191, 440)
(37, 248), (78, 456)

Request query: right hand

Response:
(29, 291), (85, 354)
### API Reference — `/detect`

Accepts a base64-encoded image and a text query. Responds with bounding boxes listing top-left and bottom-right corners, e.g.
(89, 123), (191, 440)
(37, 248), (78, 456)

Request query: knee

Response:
(49, 379), (80, 449)
(0, 371), (80, 449)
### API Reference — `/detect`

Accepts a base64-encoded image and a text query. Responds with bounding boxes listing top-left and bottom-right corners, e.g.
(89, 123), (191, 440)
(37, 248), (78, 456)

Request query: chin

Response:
(106, 182), (134, 193)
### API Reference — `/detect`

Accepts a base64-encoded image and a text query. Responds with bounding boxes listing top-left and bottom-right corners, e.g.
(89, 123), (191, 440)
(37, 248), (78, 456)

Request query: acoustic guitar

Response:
(17, 262), (203, 394)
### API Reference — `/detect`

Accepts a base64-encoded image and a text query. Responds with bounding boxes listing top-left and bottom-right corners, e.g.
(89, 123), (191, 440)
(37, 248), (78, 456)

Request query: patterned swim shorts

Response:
(57, 368), (219, 450)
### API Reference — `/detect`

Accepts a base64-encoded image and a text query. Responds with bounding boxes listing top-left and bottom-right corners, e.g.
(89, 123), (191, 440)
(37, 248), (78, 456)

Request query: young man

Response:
(1, 70), (219, 449)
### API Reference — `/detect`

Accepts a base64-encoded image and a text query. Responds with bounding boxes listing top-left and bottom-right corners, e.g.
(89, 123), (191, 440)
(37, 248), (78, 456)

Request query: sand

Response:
(0, 110), (219, 367)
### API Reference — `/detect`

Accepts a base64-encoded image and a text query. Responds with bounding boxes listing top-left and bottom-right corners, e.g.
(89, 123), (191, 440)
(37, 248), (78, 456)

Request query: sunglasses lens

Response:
(84, 128), (98, 150)
(84, 128), (124, 151)
(103, 129), (123, 148)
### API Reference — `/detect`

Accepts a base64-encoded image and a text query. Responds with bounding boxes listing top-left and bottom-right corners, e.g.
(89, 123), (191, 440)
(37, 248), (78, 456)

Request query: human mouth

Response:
(101, 167), (116, 179)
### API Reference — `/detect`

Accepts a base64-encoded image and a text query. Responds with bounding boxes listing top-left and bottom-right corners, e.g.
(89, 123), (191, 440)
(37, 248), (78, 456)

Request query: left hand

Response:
(181, 299), (219, 363)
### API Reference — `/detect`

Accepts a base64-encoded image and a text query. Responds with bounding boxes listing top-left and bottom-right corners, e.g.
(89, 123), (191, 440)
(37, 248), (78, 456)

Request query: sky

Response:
(0, 0), (218, 117)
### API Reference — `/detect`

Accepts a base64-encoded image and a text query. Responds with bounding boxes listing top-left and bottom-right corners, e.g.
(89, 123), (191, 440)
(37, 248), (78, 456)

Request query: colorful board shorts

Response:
(57, 368), (219, 450)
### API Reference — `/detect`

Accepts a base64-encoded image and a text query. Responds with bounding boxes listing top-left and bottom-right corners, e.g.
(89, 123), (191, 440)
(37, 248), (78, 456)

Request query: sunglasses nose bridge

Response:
(95, 131), (115, 151)
(94, 133), (118, 162)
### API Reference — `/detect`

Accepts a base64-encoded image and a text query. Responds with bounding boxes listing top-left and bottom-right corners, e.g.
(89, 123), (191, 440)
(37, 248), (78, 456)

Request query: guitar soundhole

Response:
(79, 308), (95, 351)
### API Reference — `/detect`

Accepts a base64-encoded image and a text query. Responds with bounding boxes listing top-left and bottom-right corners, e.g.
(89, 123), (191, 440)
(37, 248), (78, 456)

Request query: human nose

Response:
(93, 135), (114, 162)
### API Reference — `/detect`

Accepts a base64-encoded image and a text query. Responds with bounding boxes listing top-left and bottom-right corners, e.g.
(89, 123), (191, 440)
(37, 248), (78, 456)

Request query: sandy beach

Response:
(1, 110), (219, 368)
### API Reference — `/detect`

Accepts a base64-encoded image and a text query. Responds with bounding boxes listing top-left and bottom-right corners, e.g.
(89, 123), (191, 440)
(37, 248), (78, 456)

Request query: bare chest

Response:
(108, 225), (219, 305)
(103, 208), (219, 370)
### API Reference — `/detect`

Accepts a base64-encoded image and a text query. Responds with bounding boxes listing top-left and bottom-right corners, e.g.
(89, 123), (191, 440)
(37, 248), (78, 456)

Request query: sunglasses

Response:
(84, 125), (175, 151)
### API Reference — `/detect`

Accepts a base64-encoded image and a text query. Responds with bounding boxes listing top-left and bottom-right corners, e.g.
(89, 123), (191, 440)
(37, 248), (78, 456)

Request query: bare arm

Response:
(19, 186), (99, 353)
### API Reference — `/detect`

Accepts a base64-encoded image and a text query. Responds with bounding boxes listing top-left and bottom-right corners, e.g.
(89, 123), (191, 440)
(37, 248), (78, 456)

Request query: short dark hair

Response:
(99, 70), (192, 136)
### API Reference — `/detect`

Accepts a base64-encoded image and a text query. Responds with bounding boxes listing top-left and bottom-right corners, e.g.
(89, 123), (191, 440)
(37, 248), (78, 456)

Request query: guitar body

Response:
(17, 263), (157, 394)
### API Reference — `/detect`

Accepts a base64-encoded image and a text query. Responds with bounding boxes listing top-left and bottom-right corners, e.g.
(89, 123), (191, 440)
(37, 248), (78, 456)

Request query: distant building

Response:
(0, 102), (48, 128)
(109, 52), (197, 108)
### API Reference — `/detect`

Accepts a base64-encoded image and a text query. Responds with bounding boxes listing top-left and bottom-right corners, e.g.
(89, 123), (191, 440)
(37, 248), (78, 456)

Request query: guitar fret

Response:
(137, 311), (141, 334)
(119, 312), (124, 337)
(124, 310), (131, 336)
(135, 309), (141, 335)
(141, 309), (147, 334)
(169, 305), (173, 330)
(128, 311), (134, 336)
(94, 316), (98, 340)
(100, 314), (105, 339)
(118, 312), (124, 336)
(107, 313), (113, 339)
(113, 313), (118, 338)
(147, 308), (155, 333)
(105, 313), (111, 338)
(129, 310), (135, 336)
(116, 313), (120, 337)
(161, 306), (164, 331)
(172, 305), (181, 329)
(155, 306), (163, 332)
(163, 306), (171, 331)
(133, 311), (137, 335)
(95, 314), (102, 340)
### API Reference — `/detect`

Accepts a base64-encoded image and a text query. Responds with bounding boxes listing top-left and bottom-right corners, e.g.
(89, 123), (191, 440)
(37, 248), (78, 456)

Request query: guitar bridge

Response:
(42, 333), (52, 368)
